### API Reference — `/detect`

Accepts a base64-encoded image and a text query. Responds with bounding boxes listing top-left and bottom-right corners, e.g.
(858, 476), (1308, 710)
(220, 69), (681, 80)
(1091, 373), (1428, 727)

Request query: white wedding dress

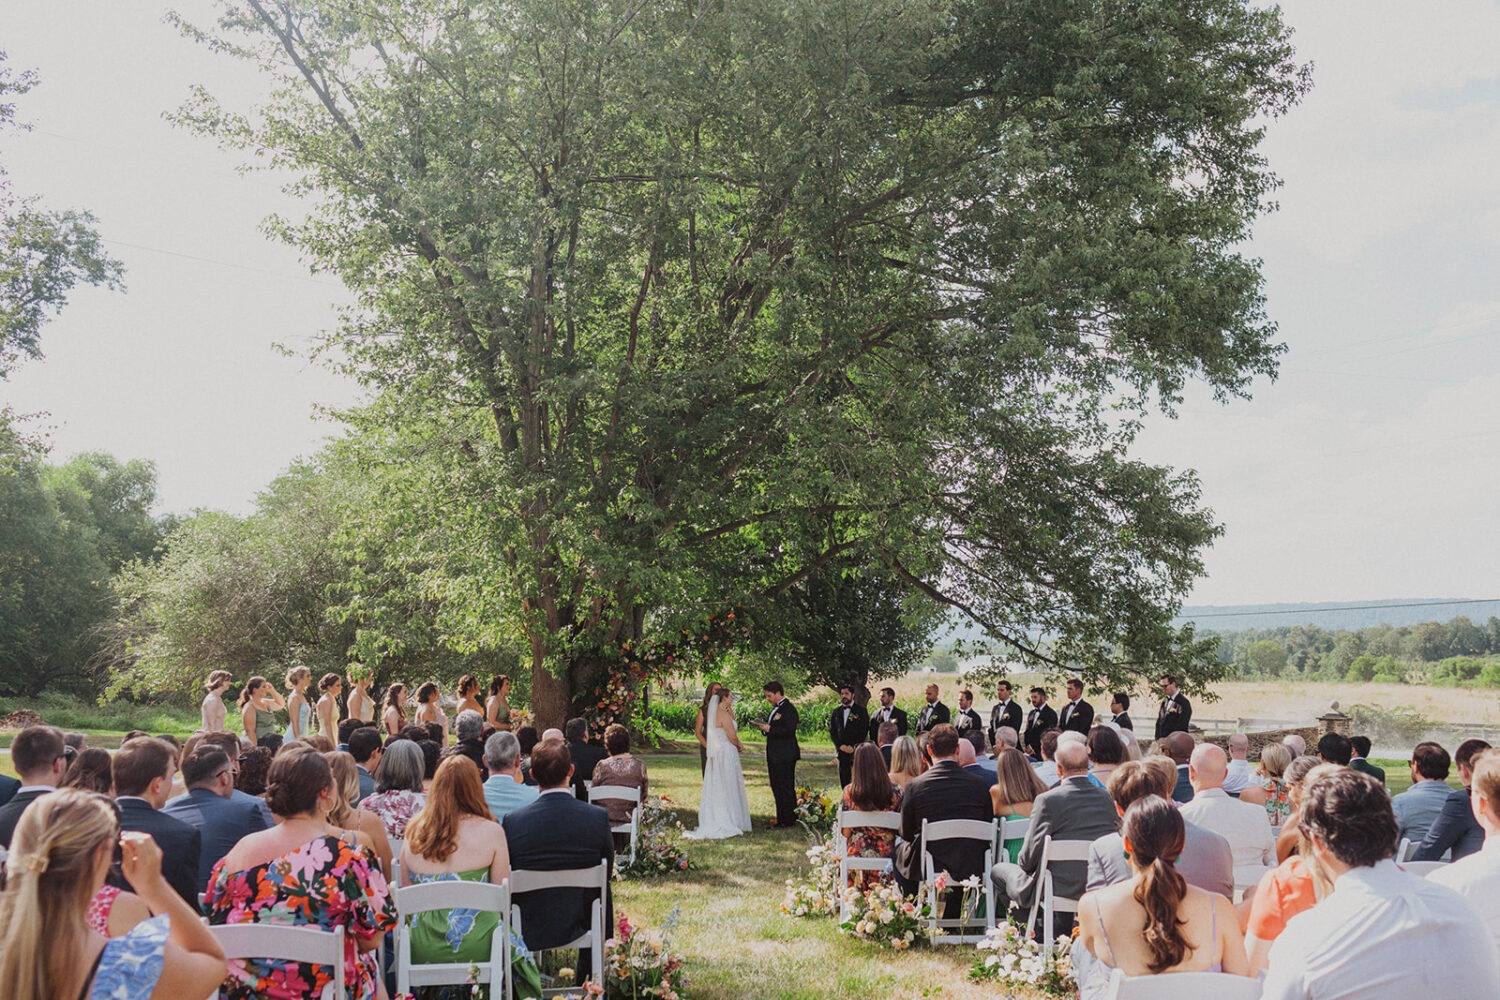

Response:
(685, 696), (752, 840)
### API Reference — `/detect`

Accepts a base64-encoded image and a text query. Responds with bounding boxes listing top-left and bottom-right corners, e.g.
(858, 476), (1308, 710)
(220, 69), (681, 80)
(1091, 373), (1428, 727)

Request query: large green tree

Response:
(178, 0), (1307, 725)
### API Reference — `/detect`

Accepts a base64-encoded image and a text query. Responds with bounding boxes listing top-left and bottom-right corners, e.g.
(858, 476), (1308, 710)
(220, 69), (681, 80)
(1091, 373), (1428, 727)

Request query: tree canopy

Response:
(177, 0), (1309, 724)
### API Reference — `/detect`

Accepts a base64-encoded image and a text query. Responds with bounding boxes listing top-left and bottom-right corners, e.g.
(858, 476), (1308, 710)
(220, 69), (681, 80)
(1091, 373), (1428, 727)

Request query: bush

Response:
(642, 692), (842, 740)
(1371, 674), (1401, 684)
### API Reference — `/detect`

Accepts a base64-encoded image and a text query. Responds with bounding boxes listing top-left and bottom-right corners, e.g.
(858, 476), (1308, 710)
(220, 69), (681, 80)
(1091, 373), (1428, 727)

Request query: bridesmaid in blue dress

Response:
(284, 666), (314, 742)
(0, 788), (225, 1000)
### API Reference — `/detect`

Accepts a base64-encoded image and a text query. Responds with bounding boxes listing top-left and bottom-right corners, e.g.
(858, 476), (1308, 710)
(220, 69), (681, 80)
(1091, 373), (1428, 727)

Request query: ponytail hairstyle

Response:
(204, 669), (233, 694)
(0, 790), (119, 1000)
(285, 665), (311, 691)
(1124, 795), (1189, 973)
(239, 675), (267, 708)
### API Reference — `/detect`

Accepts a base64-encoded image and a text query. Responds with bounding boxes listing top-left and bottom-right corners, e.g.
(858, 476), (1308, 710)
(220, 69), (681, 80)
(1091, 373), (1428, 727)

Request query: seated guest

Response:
(193, 732), (275, 827)
(1087, 760), (1233, 899)
(324, 751), (393, 878)
(337, 717), (364, 751)
(990, 748), (1049, 861)
(1087, 726), (1126, 789)
(1391, 741), (1453, 848)
(1033, 730), (1062, 787)
(1239, 742), (1293, 822)
(357, 739), (426, 841)
(483, 731), (540, 822)
(1348, 735), (1385, 784)
(161, 747), (269, 895)
(1431, 748), (1500, 950)
(0, 725), (68, 846)
(400, 757), (542, 996)
(416, 739), (441, 791)
(63, 747), (116, 795)
(440, 709), (487, 777)
(1281, 734), (1305, 757)
(895, 725), (992, 920)
(1272, 756), (1324, 863)
(347, 727), (384, 802)
(839, 743), (902, 888)
(1073, 796), (1250, 997)
(566, 717), (607, 800)
(1162, 732), (1195, 803)
(109, 738), (201, 906)
(516, 726), (541, 785)
(1316, 732), (1351, 766)
(591, 724), (649, 850)
(1108, 693), (1133, 731)
(1181, 744), (1275, 890)
(993, 725), (1020, 753)
(1413, 737), (1492, 862)
(0, 789), (226, 998)
(991, 740), (1119, 932)
(234, 746), (273, 796)
(888, 735), (925, 790)
(1223, 734), (1255, 794)
(1243, 763), (1342, 974)
(1261, 769), (1500, 1000)
(876, 722), (899, 767)
(205, 745), (396, 999)
(957, 737), (994, 785)
(502, 740), (614, 986)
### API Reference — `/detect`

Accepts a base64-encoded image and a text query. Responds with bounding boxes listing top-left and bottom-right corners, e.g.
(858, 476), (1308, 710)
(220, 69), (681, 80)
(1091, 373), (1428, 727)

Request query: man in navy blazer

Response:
(163, 746), (270, 893)
(503, 739), (614, 983)
(0, 726), (68, 847)
(108, 737), (202, 905)
(1413, 738), (1492, 862)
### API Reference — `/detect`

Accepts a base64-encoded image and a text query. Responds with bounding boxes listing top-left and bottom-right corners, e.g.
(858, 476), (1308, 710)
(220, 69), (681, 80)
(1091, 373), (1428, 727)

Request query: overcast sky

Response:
(3, 1), (1498, 607)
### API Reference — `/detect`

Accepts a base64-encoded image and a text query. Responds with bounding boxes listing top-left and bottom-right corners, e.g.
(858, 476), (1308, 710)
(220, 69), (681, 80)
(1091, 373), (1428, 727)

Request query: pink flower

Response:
(933, 872), (948, 893)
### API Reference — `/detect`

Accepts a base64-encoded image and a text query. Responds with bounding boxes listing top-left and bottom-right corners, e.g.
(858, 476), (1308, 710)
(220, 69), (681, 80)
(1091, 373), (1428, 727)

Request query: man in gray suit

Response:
(990, 740), (1119, 932)
(1086, 758), (1233, 897)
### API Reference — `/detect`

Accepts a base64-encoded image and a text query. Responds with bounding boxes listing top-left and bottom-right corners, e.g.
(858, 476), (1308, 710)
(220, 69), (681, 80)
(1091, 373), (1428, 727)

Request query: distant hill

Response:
(1175, 599), (1500, 633)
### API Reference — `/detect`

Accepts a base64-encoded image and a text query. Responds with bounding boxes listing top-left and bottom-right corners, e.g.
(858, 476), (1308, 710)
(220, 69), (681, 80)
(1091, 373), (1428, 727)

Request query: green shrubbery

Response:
(642, 693), (842, 741)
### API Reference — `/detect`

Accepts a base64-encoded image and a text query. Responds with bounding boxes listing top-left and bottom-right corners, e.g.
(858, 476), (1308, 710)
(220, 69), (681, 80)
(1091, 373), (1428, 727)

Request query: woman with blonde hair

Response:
(238, 676), (284, 744)
(0, 789), (225, 999)
(889, 735), (925, 790)
(1239, 742), (1294, 824)
(201, 670), (234, 732)
(323, 751), (393, 878)
(314, 673), (343, 740)
(1243, 763), (1340, 974)
(283, 666), (313, 741)
(1272, 755), (1324, 863)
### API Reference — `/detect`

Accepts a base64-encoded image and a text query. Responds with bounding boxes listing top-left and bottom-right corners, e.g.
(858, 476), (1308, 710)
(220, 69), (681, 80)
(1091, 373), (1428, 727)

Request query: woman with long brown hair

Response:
(383, 682), (409, 735)
(238, 676), (284, 744)
(839, 743), (901, 888)
(0, 789), (225, 1000)
(401, 757), (540, 994)
(414, 681), (449, 744)
(485, 674), (513, 730)
(201, 670), (234, 732)
(694, 682), (724, 774)
(990, 747), (1049, 861)
(1074, 796), (1250, 997)
(455, 674), (484, 717)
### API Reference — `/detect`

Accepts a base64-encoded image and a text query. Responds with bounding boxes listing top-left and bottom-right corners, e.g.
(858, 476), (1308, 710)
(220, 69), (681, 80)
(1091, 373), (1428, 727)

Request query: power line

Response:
(1182, 598), (1500, 620)
(98, 237), (345, 289)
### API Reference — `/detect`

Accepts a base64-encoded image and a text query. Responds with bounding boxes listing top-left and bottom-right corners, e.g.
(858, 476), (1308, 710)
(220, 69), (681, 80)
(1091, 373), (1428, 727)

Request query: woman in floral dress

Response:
(205, 745), (396, 1000)
(839, 743), (902, 889)
(1240, 743), (1294, 825)
(360, 739), (427, 840)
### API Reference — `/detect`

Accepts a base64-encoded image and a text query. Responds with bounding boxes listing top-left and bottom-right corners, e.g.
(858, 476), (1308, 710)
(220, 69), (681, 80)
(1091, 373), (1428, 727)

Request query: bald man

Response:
(1180, 742), (1275, 888)
(1223, 733), (1254, 794)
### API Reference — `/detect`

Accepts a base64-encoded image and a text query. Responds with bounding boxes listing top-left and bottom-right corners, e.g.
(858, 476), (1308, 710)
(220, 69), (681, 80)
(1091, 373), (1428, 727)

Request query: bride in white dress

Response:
(685, 689), (753, 840)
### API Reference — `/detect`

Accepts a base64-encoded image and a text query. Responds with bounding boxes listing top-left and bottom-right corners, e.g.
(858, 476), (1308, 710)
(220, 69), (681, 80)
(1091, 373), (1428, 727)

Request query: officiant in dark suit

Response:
(989, 681), (1024, 749)
(828, 684), (869, 787)
(867, 686), (909, 743)
(755, 681), (801, 828)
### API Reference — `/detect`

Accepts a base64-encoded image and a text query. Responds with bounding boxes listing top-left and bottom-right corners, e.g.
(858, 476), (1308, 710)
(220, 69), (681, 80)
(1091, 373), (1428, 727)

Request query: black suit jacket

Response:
(894, 760), (993, 886)
(162, 787), (270, 893)
(989, 700), (1024, 745)
(1110, 711), (1134, 731)
(1412, 787), (1485, 861)
(1058, 699), (1094, 734)
(0, 787), (51, 848)
(567, 740), (609, 799)
(1021, 704), (1058, 757)
(867, 705), (909, 743)
(503, 792), (615, 950)
(880, 744), (893, 767)
(915, 700), (951, 735)
(829, 703), (869, 752)
(954, 708), (984, 738)
(1155, 693), (1192, 738)
(0, 775), (19, 809)
(109, 798), (201, 905)
(765, 700), (801, 764)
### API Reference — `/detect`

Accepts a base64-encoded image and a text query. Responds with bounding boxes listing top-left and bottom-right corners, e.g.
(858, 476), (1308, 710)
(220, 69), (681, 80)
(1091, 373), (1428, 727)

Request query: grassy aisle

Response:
(616, 753), (1037, 1000)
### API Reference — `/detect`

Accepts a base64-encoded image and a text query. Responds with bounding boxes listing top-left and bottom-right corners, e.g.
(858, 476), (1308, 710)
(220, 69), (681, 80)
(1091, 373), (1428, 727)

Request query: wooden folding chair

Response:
(919, 818), (998, 945)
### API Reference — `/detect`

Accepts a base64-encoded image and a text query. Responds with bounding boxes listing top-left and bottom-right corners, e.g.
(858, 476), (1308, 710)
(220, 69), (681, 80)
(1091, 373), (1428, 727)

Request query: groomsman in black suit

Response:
(1108, 693), (1134, 731)
(915, 683), (950, 735)
(867, 686), (909, 743)
(828, 683), (869, 787)
(1154, 673), (1192, 739)
(755, 681), (801, 828)
(954, 689), (984, 742)
(989, 680), (1024, 749)
(1058, 679), (1094, 735)
(1021, 687), (1058, 759)
(109, 737), (202, 905)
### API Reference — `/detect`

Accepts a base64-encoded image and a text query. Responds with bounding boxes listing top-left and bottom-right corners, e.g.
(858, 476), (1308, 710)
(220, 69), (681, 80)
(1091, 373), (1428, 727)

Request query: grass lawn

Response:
(615, 752), (1038, 1000)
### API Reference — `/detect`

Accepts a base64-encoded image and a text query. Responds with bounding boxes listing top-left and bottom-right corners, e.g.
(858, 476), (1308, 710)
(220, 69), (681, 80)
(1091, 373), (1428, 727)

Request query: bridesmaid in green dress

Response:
(400, 757), (541, 997)
(237, 676), (285, 745)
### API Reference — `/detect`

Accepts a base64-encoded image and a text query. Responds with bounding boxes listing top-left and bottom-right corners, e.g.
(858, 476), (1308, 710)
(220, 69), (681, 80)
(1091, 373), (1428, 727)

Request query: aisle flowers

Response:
(968, 922), (1076, 995)
(780, 839), (841, 917)
(792, 786), (836, 839)
(617, 794), (692, 879)
(838, 882), (930, 949)
(598, 910), (688, 999)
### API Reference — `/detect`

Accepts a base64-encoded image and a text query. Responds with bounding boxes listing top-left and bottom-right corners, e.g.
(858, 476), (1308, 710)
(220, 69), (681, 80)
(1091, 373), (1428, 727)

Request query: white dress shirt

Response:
(1223, 758), (1254, 794)
(1179, 786), (1274, 887)
(1429, 835), (1500, 954)
(1262, 859), (1499, 1000)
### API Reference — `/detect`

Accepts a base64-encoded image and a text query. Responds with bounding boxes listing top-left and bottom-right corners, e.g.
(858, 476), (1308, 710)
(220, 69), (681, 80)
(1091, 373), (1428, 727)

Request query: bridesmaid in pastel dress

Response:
(315, 673), (343, 740)
(456, 674), (484, 718)
(414, 682), (449, 744)
(284, 666), (313, 742)
(201, 670), (233, 733)
(485, 674), (514, 731)
(383, 683), (410, 736)
(345, 664), (376, 724)
(239, 676), (285, 745)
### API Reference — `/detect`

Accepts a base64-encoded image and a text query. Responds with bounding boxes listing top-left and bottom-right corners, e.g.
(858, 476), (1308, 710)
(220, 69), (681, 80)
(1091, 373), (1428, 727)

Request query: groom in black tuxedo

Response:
(755, 681), (801, 828)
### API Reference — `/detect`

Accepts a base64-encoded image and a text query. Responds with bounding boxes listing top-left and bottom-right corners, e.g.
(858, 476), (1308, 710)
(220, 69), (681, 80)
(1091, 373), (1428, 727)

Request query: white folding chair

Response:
(588, 784), (643, 867)
(1106, 966), (1264, 999)
(388, 838), (406, 887)
(1400, 860), (1448, 877)
(1025, 834), (1095, 954)
(394, 879), (510, 1000)
(997, 815), (1030, 863)
(835, 810), (901, 919)
(205, 924), (344, 1000)
(1396, 836), (1415, 862)
(510, 860), (610, 996)
(919, 818), (997, 944)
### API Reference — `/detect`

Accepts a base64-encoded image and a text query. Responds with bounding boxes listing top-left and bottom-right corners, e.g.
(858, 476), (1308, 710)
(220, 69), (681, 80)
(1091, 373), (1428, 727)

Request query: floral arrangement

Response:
(838, 881), (929, 950)
(792, 786), (836, 839)
(969, 922), (1077, 995)
(617, 794), (692, 879)
(598, 910), (689, 1000)
(780, 839), (841, 918)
